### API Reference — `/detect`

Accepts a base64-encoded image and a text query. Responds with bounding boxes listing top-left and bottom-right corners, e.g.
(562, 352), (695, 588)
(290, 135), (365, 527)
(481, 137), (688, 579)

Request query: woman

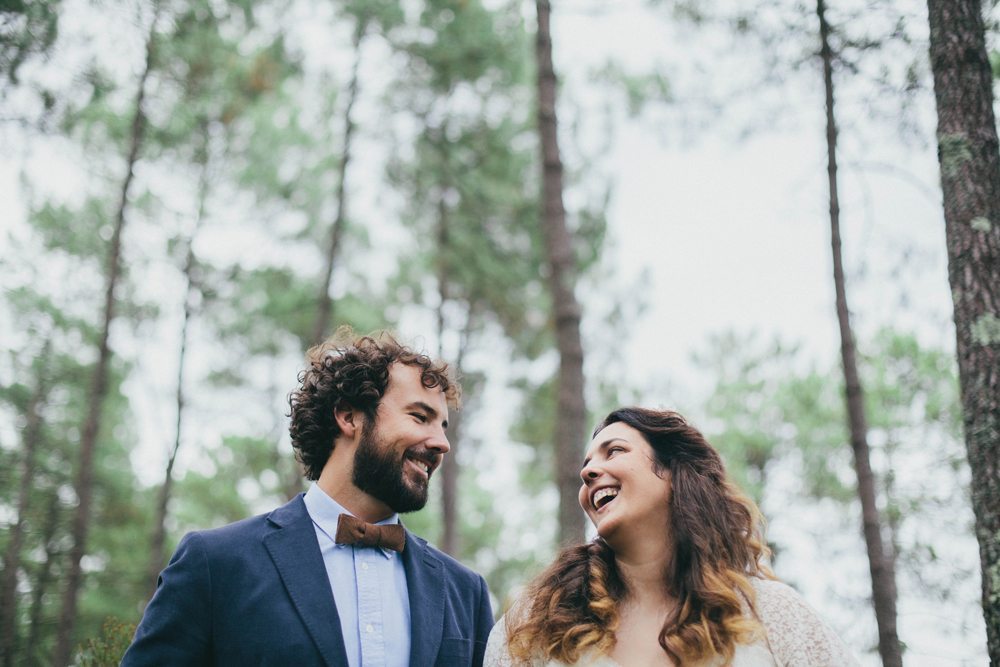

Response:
(485, 407), (858, 666)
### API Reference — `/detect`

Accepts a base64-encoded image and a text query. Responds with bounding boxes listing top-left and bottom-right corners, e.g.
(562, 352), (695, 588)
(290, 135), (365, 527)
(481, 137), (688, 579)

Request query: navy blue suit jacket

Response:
(122, 495), (494, 666)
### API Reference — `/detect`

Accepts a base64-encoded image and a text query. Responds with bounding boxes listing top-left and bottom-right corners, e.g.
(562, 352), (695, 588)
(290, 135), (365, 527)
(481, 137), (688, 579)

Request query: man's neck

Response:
(316, 476), (394, 523)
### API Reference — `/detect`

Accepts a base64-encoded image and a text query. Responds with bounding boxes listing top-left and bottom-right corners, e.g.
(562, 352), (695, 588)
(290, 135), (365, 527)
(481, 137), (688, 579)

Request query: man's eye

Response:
(411, 413), (427, 423)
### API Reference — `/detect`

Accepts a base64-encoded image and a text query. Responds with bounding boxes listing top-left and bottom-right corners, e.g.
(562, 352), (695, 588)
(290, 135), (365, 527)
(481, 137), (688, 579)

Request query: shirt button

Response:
(366, 624), (374, 634)
(361, 562), (369, 571)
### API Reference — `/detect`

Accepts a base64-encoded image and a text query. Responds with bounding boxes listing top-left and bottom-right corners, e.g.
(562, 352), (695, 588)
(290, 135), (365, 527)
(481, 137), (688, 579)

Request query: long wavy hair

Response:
(506, 407), (773, 665)
(287, 327), (459, 480)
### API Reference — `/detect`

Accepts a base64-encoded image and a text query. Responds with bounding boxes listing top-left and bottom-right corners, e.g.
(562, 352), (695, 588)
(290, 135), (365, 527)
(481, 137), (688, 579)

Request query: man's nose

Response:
(427, 426), (450, 454)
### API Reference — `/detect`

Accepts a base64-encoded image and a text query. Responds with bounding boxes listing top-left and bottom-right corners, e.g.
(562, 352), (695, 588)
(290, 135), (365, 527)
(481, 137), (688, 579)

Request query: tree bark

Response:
(0, 346), (50, 667)
(926, 0), (1000, 660)
(816, 2), (902, 664)
(53, 16), (156, 665)
(535, 0), (586, 546)
(312, 18), (366, 345)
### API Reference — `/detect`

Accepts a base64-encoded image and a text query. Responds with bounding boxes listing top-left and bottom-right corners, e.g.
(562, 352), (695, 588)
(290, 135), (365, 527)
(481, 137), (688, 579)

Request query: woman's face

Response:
(578, 422), (672, 543)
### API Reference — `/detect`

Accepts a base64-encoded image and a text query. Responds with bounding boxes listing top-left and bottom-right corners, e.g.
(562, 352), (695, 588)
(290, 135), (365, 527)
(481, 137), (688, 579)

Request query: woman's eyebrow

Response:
(581, 438), (628, 469)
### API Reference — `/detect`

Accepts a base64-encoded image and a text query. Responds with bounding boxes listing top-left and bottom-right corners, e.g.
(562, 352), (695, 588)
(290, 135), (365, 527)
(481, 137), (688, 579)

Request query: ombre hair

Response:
(506, 407), (773, 665)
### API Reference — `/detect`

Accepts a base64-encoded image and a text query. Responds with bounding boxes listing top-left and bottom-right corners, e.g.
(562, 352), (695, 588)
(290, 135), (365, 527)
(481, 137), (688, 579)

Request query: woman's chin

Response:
(594, 516), (622, 543)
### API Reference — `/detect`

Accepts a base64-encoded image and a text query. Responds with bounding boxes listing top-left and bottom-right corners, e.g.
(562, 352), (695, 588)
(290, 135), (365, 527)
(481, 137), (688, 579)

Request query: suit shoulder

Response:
(189, 495), (306, 546)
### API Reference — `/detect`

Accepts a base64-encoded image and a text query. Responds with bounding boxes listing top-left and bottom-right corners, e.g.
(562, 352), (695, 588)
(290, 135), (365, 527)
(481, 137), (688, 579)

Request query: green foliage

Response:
(0, 0), (60, 85)
(172, 435), (288, 531)
(592, 61), (672, 117)
(76, 617), (135, 667)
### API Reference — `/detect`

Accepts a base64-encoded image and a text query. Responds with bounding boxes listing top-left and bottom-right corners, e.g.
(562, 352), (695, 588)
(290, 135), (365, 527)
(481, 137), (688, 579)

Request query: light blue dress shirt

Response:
(303, 483), (411, 667)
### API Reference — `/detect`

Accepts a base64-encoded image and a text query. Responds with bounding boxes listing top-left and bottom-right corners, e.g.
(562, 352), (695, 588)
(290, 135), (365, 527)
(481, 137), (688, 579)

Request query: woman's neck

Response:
(614, 547), (674, 607)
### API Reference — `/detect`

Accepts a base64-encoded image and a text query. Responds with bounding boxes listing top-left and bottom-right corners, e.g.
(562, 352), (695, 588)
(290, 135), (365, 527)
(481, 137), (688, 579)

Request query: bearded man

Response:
(123, 330), (494, 666)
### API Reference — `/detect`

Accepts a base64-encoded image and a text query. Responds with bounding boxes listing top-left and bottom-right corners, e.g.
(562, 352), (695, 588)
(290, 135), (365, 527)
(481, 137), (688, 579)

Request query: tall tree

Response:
(816, 2), (901, 663)
(0, 341), (50, 667)
(534, 0), (586, 546)
(387, 0), (543, 555)
(53, 10), (158, 664)
(146, 144), (205, 593)
(926, 0), (1000, 660)
(312, 0), (404, 343)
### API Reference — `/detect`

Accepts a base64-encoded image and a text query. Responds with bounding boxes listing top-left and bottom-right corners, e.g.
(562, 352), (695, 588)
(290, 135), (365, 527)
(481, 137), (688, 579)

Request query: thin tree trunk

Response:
(0, 345), (51, 667)
(817, 2), (901, 664)
(434, 182), (461, 557)
(535, 0), (586, 546)
(926, 0), (1000, 660)
(146, 131), (209, 596)
(53, 15), (157, 665)
(312, 18), (366, 344)
(26, 493), (61, 667)
(437, 299), (472, 558)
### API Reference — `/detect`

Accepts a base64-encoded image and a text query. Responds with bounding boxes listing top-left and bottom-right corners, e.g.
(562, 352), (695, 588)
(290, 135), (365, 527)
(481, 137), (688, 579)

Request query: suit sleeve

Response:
(121, 532), (212, 666)
(472, 575), (495, 667)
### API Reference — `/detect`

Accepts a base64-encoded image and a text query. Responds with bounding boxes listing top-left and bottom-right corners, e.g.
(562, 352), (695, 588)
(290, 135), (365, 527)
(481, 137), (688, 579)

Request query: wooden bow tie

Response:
(334, 514), (406, 552)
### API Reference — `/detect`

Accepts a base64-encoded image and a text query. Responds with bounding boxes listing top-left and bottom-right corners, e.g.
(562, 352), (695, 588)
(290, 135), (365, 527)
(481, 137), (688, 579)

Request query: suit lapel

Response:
(263, 496), (349, 667)
(402, 531), (444, 667)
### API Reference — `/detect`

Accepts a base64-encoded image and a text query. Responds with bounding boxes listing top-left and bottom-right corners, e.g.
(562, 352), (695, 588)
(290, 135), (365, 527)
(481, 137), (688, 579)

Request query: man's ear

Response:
(334, 404), (361, 439)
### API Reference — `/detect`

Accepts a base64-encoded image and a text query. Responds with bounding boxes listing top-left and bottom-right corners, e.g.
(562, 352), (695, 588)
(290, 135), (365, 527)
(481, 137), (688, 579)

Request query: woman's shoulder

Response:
(749, 577), (860, 667)
(484, 609), (617, 667)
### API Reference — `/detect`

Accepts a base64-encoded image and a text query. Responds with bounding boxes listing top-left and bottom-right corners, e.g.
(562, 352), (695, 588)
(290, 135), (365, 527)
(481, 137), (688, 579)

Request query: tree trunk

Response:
(437, 301), (472, 558)
(535, 0), (586, 546)
(0, 346), (50, 667)
(312, 18), (366, 344)
(146, 131), (209, 596)
(926, 0), (1000, 660)
(816, 2), (902, 664)
(25, 493), (61, 667)
(53, 17), (157, 665)
(435, 189), (459, 557)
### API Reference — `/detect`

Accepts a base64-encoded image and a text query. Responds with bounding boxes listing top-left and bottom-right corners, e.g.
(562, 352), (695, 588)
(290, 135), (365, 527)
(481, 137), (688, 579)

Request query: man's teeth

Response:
(408, 456), (430, 474)
(593, 488), (619, 508)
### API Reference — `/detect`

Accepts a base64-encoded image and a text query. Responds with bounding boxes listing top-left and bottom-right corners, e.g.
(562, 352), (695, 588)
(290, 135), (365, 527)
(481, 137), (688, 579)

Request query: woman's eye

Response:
(608, 446), (624, 457)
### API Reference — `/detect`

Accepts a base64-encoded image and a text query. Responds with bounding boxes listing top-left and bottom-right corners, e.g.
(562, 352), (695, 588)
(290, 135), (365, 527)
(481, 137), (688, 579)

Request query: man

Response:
(122, 330), (494, 666)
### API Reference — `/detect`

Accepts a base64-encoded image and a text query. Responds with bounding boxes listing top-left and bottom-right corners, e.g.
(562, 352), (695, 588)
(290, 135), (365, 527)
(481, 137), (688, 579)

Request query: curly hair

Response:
(287, 327), (459, 480)
(507, 407), (773, 665)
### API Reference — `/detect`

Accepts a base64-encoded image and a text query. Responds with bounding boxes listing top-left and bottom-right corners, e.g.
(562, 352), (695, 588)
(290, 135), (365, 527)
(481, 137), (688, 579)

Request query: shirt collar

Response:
(303, 483), (401, 559)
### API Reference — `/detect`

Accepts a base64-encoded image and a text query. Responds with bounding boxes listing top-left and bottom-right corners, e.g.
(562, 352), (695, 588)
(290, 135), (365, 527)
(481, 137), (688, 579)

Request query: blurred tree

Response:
(0, 0), (60, 88)
(53, 9), (158, 661)
(695, 327), (975, 654)
(311, 0), (403, 344)
(926, 0), (1000, 659)
(388, 0), (541, 556)
(0, 284), (145, 665)
(535, 0), (587, 547)
(139, 0), (296, 593)
(816, 1), (900, 663)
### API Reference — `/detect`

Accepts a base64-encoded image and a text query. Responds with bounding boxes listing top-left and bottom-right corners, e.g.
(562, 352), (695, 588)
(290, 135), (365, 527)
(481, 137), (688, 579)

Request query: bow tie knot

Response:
(335, 514), (406, 552)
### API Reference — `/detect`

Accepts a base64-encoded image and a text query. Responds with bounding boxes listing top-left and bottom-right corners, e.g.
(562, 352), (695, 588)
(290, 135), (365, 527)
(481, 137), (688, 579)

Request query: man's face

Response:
(351, 363), (451, 513)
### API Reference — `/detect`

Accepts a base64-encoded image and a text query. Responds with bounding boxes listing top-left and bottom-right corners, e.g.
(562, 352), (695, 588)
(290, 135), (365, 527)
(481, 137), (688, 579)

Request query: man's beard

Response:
(352, 418), (431, 513)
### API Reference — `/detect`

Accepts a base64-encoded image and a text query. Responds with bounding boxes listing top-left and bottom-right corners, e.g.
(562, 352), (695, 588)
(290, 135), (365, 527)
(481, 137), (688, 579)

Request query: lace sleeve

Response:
(485, 615), (516, 667)
(753, 578), (861, 667)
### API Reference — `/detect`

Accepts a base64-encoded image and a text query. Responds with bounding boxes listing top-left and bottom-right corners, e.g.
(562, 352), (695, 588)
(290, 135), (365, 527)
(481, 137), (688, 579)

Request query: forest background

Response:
(0, 0), (996, 664)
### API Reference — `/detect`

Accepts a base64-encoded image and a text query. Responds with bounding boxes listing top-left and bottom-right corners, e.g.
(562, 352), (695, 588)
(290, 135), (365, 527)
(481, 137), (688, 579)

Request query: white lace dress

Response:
(484, 578), (859, 667)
